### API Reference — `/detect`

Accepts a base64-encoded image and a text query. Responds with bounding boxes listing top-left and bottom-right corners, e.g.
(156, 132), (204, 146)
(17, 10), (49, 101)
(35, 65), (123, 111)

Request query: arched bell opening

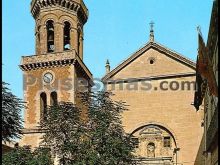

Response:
(63, 21), (71, 50)
(46, 20), (55, 53)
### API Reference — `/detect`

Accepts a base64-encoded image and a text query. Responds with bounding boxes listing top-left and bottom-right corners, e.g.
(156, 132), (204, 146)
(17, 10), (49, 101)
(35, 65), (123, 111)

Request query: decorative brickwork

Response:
(19, 0), (92, 149)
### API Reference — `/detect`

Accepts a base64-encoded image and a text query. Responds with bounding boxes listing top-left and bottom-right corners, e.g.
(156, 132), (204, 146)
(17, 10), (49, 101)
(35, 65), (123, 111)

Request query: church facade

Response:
(19, 0), (204, 164)
(102, 29), (203, 164)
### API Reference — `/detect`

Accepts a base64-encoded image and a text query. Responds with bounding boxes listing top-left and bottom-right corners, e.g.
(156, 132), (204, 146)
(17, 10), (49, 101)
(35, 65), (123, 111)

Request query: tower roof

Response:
(31, 0), (88, 23)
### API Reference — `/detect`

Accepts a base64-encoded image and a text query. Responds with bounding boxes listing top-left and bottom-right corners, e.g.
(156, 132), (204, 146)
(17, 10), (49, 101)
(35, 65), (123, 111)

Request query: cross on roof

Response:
(150, 21), (154, 32)
(149, 21), (155, 42)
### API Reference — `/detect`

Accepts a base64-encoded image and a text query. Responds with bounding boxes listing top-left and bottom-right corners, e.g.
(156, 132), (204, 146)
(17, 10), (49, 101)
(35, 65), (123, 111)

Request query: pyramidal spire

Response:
(149, 21), (154, 42)
(105, 59), (110, 74)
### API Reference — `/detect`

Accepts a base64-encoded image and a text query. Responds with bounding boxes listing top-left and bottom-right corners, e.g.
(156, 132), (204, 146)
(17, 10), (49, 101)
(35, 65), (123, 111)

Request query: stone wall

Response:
(104, 46), (203, 164)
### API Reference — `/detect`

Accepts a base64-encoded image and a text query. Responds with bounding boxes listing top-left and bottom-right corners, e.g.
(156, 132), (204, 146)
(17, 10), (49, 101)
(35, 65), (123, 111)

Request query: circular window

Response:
(150, 59), (154, 64)
(148, 57), (156, 65)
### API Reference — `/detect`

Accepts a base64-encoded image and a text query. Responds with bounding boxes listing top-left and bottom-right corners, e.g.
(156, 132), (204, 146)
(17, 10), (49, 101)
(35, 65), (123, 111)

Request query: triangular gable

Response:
(102, 41), (196, 82)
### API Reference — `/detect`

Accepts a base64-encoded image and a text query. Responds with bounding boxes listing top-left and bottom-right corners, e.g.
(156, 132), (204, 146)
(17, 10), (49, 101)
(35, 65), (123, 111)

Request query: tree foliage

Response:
(81, 92), (135, 165)
(40, 102), (85, 165)
(40, 91), (135, 165)
(2, 146), (53, 165)
(2, 82), (24, 143)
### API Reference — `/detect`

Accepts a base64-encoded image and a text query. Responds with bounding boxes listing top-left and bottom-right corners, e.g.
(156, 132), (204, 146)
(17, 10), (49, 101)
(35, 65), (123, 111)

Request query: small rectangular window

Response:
(164, 136), (171, 147)
(131, 138), (139, 148)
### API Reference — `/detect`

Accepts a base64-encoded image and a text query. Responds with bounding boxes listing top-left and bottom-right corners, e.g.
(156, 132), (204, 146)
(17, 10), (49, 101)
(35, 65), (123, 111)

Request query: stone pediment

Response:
(102, 41), (196, 82)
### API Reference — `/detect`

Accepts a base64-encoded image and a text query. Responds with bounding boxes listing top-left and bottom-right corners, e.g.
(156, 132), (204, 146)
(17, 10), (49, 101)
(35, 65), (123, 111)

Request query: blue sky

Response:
(3, 0), (213, 99)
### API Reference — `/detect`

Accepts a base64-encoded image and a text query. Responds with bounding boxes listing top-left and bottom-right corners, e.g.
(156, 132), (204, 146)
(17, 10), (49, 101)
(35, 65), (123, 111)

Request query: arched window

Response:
(63, 21), (71, 50)
(46, 20), (55, 52)
(147, 142), (155, 158)
(50, 91), (58, 106)
(40, 92), (47, 120)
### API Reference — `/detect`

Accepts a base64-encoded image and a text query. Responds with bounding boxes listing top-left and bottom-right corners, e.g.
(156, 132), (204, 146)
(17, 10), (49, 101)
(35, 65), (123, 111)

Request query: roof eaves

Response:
(102, 41), (196, 82)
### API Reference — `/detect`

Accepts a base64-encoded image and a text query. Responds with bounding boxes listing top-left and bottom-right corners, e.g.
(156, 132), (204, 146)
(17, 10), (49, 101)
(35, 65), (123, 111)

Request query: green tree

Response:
(81, 92), (135, 165)
(2, 146), (53, 165)
(32, 147), (54, 165)
(40, 92), (135, 165)
(39, 102), (85, 165)
(2, 82), (24, 143)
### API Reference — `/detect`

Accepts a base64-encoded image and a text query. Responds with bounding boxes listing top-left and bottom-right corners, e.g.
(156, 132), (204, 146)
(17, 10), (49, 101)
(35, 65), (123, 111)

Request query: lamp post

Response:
(174, 148), (180, 165)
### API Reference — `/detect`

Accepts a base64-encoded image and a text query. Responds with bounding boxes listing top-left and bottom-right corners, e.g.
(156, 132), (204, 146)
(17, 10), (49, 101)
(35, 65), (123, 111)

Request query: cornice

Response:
(20, 59), (76, 71)
(74, 54), (93, 80)
(20, 50), (77, 71)
(21, 128), (46, 134)
(31, 0), (88, 24)
(103, 72), (196, 84)
(102, 41), (196, 82)
(19, 49), (93, 81)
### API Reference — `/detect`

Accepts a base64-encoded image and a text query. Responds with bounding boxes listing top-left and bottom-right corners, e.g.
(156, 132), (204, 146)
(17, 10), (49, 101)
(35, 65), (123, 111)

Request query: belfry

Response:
(19, 0), (93, 148)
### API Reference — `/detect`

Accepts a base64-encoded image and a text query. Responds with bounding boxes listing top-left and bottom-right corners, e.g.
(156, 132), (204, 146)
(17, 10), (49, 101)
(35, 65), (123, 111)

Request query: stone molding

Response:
(21, 128), (46, 134)
(133, 157), (173, 164)
(20, 50), (77, 70)
(19, 49), (93, 80)
(103, 72), (196, 84)
(102, 41), (196, 82)
(31, 0), (88, 24)
(128, 122), (179, 148)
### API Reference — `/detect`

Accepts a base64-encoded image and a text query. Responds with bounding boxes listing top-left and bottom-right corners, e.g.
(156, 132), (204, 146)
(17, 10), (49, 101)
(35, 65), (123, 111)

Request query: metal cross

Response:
(150, 21), (154, 31)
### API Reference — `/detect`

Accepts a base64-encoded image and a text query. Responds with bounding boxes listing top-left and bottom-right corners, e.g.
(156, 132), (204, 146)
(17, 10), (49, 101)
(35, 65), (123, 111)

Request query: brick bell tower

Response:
(19, 0), (93, 148)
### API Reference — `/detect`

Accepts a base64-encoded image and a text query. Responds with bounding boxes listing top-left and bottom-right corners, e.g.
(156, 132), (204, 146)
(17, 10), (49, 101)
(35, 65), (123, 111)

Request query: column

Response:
(40, 25), (47, 54)
(70, 27), (78, 54)
(54, 22), (64, 52)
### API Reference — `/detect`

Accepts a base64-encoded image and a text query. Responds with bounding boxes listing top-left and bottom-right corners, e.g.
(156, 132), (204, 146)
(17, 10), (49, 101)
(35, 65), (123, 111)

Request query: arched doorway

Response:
(130, 124), (177, 164)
